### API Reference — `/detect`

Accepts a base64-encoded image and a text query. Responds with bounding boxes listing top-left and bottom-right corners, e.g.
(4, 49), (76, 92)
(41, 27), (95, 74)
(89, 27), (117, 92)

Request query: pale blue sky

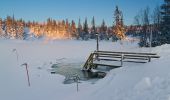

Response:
(0, 0), (163, 26)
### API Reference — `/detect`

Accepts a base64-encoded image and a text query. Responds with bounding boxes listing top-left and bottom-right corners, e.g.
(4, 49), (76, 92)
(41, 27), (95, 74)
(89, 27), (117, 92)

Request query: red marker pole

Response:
(22, 63), (31, 87)
(25, 64), (30, 87)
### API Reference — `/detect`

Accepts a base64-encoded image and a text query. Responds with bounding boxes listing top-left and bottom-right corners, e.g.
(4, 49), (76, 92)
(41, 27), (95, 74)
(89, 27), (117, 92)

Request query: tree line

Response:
(127, 0), (170, 47)
(0, 6), (125, 41)
(0, 16), (120, 41)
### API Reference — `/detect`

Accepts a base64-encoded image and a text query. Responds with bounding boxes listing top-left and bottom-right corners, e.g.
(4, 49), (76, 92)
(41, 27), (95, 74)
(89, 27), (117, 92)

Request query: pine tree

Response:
(61, 20), (66, 38)
(77, 18), (82, 39)
(65, 19), (70, 38)
(17, 19), (24, 39)
(151, 5), (162, 46)
(139, 7), (151, 47)
(9, 15), (17, 39)
(5, 16), (13, 38)
(100, 19), (107, 33)
(100, 20), (108, 40)
(91, 16), (96, 33)
(83, 18), (88, 33)
(90, 16), (96, 39)
(113, 6), (126, 40)
(83, 18), (89, 40)
(71, 20), (77, 38)
(160, 0), (170, 44)
(0, 18), (3, 37)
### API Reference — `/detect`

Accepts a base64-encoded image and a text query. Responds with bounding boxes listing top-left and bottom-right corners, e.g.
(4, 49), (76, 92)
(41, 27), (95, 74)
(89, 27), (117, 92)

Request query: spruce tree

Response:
(100, 20), (107, 40)
(77, 18), (82, 39)
(83, 18), (89, 40)
(65, 19), (70, 38)
(0, 18), (3, 37)
(71, 20), (77, 38)
(83, 18), (88, 33)
(90, 16), (96, 39)
(17, 19), (24, 39)
(113, 6), (126, 40)
(160, 0), (170, 44)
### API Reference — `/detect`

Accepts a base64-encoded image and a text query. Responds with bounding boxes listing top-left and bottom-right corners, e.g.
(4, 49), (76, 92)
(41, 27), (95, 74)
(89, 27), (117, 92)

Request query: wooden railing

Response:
(82, 51), (160, 71)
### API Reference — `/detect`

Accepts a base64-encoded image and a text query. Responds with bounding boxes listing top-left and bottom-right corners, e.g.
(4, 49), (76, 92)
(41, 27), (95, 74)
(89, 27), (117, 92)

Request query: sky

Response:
(0, 0), (163, 26)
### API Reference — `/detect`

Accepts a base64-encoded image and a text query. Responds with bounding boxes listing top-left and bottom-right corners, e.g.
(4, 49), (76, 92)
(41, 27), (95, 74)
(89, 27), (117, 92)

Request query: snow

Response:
(0, 39), (170, 100)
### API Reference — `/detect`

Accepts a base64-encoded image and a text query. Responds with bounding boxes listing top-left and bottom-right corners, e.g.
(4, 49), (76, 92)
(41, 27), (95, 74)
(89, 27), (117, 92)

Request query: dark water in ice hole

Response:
(50, 63), (110, 84)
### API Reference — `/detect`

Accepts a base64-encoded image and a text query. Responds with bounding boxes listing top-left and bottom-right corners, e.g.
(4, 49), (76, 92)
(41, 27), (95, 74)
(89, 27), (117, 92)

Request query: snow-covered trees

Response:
(71, 20), (77, 38)
(82, 18), (89, 40)
(0, 18), (3, 37)
(138, 7), (151, 47)
(2, 16), (25, 39)
(151, 5), (162, 46)
(28, 18), (77, 39)
(131, 4), (164, 47)
(136, 0), (170, 47)
(90, 16), (96, 39)
(100, 20), (108, 40)
(113, 6), (126, 40)
(77, 18), (82, 39)
(83, 18), (89, 34)
(160, 0), (170, 44)
(0, 16), (121, 41)
(16, 19), (25, 39)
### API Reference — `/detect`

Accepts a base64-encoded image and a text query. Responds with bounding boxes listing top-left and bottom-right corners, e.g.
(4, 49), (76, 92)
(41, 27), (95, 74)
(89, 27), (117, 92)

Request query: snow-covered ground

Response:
(0, 39), (170, 100)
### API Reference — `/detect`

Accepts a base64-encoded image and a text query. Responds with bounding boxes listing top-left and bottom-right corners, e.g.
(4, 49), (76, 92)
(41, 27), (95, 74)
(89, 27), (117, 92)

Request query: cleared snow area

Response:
(0, 39), (170, 100)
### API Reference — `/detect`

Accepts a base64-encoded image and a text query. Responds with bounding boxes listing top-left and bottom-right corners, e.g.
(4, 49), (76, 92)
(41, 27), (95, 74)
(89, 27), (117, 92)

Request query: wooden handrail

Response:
(95, 50), (157, 55)
(83, 50), (160, 71)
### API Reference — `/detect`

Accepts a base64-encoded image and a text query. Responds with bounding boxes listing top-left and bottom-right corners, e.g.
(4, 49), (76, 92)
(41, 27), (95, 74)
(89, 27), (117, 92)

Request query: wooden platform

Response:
(82, 51), (160, 71)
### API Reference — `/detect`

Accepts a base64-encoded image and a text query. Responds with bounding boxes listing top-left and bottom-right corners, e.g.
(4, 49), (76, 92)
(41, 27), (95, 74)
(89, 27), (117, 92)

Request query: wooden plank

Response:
(98, 58), (147, 63)
(123, 60), (147, 63)
(98, 55), (149, 60)
(96, 53), (160, 59)
(99, 56), (149, 60)
(97, 58), (121, 61)
(95, 51), (157, 55)
(83, 53), (94, 70)
(96, 50), (157, 55)
(93, 63), (122, 68)
(94, 52), (122, 56)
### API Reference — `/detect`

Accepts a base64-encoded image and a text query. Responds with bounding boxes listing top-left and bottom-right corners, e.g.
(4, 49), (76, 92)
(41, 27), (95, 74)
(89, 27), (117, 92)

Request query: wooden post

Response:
(148, 56), (151, 62)
(121, 53), (124, 67)
(96, 33), (99, 51)
(96, 33), (99, 61)
(76, 79), (79, 92)
(73, 74), (80, 92)
(150, 25), (153, 53)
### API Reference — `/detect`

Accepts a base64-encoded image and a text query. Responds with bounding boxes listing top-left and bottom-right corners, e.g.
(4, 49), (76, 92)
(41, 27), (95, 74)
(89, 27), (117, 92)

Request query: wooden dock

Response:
(83, 51), (160, 71)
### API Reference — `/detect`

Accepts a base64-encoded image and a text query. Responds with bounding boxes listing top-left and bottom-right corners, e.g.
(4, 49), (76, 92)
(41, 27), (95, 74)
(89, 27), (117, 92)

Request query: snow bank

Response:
(64, 44), (170, 100)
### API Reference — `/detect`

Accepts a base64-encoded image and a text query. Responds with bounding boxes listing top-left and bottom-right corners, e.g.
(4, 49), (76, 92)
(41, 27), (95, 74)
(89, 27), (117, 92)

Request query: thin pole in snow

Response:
(21, 63), (31, 87)
(150, 25), (153, 53)
(121, 53), (124, 67)
(12, 49), (19, 62)
(96, 33), (99, 60)
(73, 74), (80, 92)
(96, 33), (99, 51)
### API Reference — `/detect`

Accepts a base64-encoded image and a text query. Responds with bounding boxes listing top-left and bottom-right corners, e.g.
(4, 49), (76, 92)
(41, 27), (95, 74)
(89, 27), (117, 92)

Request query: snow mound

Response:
(134, 77), (152, 92)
